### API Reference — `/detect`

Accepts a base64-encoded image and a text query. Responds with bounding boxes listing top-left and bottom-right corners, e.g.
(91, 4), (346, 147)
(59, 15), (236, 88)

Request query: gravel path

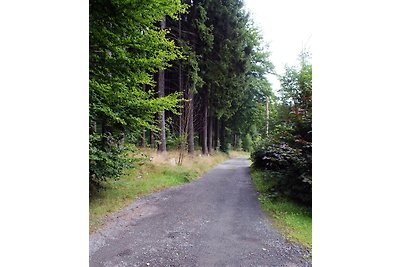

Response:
(90, 157), (311, 267)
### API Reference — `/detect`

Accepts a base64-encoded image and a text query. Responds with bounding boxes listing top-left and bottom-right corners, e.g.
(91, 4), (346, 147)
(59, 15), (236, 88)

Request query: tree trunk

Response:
(187, 89), (194, 155)
(220, 120), (226, 152)
(208, 113), (213, 154)
(178, 12), (183, 138)
(140, 84), (147, 148)
(202, 89), (209, 155)
(140, 128), (146, 147)
(215, 117), (220, 151)
(179, 63), (183, 137)
(158, 16), (167, 153)
(149, 130), (155, 148)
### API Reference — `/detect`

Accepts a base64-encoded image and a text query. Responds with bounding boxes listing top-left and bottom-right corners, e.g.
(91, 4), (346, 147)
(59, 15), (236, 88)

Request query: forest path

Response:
(90, 157), (311, 267)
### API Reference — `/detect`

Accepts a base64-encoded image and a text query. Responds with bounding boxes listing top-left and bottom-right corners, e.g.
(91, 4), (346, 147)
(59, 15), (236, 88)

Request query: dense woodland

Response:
(252, 53), (312, 206)
(89, 0), (311, 205)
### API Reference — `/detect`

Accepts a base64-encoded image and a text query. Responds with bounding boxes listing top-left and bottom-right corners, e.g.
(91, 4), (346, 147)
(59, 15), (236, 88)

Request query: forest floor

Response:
(90, 157), (311, 266)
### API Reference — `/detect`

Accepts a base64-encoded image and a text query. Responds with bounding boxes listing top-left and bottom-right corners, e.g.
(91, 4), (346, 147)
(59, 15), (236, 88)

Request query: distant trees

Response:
(251, 52), (312, 206)
(192, 0), (273, 153)
(89, 0), (274, 190)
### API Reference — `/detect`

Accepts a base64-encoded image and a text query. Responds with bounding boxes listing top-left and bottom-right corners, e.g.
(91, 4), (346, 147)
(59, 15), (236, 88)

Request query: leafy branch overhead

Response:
(90, 0), (185, 187)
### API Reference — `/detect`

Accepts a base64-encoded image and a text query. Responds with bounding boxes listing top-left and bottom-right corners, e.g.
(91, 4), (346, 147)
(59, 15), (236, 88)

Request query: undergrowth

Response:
(250, 167), (312, 249)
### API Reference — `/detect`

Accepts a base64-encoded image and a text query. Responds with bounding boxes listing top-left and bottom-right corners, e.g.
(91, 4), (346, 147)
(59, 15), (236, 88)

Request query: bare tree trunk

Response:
(149, 130), (155, 148)
(215, 117), (219, 151)
(178, 12), (183, 138)
(187, 89), (194, 155)
(220, 120), (226, 152)
(158, 16), (167, 153)
(178, 108), (189, 165)
(179, 64), (183, 137)
(202, 89), (208, 155)
(178, 80), (192, 165)
(140, 84), (147, 148)
(140, 128), (146, 147)
(208, 113), (213, 154)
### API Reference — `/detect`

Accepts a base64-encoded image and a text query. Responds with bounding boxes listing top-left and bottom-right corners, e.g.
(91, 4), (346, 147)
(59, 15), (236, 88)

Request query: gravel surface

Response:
(90, 157), (312, 267)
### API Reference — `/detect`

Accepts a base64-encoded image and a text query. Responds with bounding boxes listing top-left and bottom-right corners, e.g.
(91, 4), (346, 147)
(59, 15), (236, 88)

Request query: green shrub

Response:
(226, 143), (232, 152)
(237, 137), (243, 151)
(166, 133), (183, 149)
(251, 141), (311, 206)
(89, 133), (137, 193)
(251, 55), (312, 206)
(243, 133), (253, 152)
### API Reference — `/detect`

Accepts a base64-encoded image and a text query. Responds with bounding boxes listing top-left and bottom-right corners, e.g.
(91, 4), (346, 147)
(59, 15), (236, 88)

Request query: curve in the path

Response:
(90, 157), (311, 267)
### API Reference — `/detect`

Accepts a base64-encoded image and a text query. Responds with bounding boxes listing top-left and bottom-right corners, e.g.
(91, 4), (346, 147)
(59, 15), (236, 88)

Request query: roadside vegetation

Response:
(250, 53), (312, 249)
(251, 168), (311, 249)
(90, 149), (229, 233)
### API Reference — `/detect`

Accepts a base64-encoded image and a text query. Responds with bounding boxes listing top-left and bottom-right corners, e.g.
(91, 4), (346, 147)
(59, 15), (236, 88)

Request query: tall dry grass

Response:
(141, 148), (229, 175)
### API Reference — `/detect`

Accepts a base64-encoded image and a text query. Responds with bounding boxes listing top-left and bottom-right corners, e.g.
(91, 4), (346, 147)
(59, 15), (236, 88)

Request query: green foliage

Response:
(166, 132), (184, 149)
(89, 0), (277, 191)
(89, 133), (134, 190)
(243, 133), (253, 152)
(226, 143), (232, 152)
(251, 168), (312, 248)
(197, 0), (273, 121)
(168, 0), (274, 156)
(217, 21), (273, 148)
(252, 53), (312, 206)
(237, 137), (243, 151)
(90, 0), (185, 188)
(251, 141), (311, 205)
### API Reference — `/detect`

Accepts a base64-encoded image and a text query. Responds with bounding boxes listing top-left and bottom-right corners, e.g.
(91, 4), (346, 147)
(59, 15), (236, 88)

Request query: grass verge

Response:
(250, 167), (312, 249)
(89, 149), (229, 233)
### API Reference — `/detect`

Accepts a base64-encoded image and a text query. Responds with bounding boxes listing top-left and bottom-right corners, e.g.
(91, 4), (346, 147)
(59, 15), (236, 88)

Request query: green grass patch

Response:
(250, 167), (312, 249)
(90, 150), (228, 233)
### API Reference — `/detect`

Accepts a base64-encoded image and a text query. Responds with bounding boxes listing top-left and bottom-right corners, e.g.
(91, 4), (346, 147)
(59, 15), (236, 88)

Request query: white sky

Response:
(244, 0), (312, 93)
